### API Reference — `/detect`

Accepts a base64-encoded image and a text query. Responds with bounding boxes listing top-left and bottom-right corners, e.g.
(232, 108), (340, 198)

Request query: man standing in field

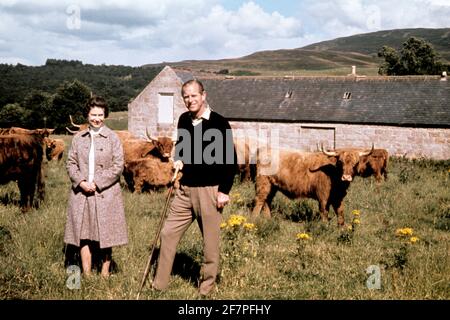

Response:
(152, 79), (236, 296)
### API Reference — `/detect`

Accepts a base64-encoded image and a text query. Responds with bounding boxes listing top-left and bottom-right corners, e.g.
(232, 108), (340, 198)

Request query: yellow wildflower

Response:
(227, 214), (247, 227)
(220, 222), (227, 229)
(410, 236), (420, 244)
(396, 228), (414, 236)
(352, 218), (361, 225)
(352, 210), (361, 216)
(243, 223), (256, 231)
(296, 233), (311, 240)
(347, 225), (353, 231)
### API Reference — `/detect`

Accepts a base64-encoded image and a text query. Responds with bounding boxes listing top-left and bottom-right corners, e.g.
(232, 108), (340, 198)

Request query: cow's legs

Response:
(243, 164), (251, 181)
(36, 166), (45, 204)
(262, 187), (277, 218)
(318, 199), (329, 223)
(331, 200), (345, 226)
(134, 177), (143, 193)
(122, 169), (135, 192)
(18, 177), (34, 212)
(252, 175), (272, 217)
(374, 172), (382, 184)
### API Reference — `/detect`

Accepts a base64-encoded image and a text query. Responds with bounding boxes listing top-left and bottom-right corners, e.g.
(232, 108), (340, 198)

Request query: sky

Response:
(0, 0), (449, 66)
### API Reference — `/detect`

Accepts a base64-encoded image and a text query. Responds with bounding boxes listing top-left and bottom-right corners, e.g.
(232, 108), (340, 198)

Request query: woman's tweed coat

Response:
(64, 126), (128, 249)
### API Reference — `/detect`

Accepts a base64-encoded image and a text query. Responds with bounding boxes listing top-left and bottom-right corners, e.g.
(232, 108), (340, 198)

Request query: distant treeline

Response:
(0, 59), (162, 132)
(0, 59), (162, 110)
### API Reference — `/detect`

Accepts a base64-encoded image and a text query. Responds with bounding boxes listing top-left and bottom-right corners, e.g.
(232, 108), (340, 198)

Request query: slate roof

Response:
(173, 69), (450, 128)
(173, 69), (195, 84)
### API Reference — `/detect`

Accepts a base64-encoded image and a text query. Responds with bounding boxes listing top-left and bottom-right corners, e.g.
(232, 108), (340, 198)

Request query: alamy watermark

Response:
(365, 5), (381, 30)
(175, 128), (281, 175)
(366, 265), (381, 290)
(66, 265), (81, 290)
(66, 4), (81, 30)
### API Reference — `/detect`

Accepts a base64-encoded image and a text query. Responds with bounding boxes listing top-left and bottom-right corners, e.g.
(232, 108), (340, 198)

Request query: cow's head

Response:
(43, 137), (56, 161)
(146, 129), (176, 159)
(318, 144), (374, 182)
(34, 128), (55, 137)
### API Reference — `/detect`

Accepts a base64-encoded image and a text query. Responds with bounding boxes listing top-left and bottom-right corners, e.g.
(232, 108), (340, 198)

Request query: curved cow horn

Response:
(321, 143), (337, 156)
(69, 115), (82, 128)
(65, 127), (78, 134)
(359, 143), (374, 157)
(145, 127), (158, 141)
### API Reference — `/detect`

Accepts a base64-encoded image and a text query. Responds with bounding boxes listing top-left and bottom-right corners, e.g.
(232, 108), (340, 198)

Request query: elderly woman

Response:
(64, 95), (128, 277)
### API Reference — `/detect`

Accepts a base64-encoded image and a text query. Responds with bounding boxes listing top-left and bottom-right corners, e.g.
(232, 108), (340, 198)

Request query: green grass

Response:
(0, 142), (449, 300)
(105, 111), (128, 130)
(169, 50), (382, 77)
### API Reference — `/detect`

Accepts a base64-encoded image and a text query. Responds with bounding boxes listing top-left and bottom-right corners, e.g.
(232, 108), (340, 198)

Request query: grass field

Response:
(105, 111), (128, 130)
(166, 50), (382, 77)
(0, 133), (449, 300)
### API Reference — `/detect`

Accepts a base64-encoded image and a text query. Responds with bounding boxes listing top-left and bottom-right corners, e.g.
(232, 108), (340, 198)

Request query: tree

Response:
(378, 37), (447, 75)
(0, 103), (30, 128)
(378, 45), (404, 75)
(401, 37), (439, 75)
(51, 80), (91, 133)
(22, 90), (54, 129)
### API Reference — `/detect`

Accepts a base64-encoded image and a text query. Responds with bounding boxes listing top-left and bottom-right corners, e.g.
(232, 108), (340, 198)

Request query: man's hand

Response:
(217, 192), (230, 209)
(173, 160), (183, 171)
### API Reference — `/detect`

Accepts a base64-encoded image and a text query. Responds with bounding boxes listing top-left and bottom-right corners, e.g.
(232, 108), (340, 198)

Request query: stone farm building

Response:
(128, 66), (450, 160)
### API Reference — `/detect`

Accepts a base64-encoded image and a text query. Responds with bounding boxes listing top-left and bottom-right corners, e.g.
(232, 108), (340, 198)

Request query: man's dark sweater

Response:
(175, 110), (237, 194)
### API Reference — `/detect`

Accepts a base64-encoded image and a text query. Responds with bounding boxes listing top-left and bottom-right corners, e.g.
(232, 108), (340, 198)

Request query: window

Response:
(343, 92), (352, 100)
(158, 93), (174, 124)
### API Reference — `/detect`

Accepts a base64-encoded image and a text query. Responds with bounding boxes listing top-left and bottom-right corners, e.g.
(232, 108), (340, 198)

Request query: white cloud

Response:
(0, 0), (448, 66)
(426, 0), (450, 6)
(300, 0), (450, 40)
(227, 2), (301, 38)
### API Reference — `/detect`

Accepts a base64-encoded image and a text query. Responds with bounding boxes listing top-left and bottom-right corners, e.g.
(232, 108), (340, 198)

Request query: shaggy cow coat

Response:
(253, 147), (372, 226)
(0, 134), (45, 211)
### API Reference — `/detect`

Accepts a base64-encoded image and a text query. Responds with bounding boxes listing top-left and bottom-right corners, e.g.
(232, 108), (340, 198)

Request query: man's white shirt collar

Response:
(192, 106), (211, 126)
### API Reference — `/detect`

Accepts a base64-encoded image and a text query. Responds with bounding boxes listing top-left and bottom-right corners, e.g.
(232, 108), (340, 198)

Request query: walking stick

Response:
(136, 167), (179, 300)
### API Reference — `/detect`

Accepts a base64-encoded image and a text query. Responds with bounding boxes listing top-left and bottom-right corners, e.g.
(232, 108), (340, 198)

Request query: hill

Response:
(155, 28), (450, 76)
(303, 28), (450, 59)
(160, 49), (380, 76)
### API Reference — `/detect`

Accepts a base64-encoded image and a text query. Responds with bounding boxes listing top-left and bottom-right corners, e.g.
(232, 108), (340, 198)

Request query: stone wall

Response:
(230, 121), (450, 160)
(127, 66), (186, 140)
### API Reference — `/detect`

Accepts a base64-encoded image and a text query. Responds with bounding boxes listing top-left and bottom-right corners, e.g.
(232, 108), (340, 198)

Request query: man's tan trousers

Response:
(152, 185), (221, 295)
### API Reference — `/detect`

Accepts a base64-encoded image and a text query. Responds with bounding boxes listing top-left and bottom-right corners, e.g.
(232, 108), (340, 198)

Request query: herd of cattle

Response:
(0, 120), (388, 225)
(0, 122), (179, 212)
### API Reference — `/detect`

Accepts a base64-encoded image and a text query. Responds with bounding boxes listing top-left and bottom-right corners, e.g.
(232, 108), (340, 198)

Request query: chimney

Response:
(441, 71), (447, 81)
(347, 66), (357, 76)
